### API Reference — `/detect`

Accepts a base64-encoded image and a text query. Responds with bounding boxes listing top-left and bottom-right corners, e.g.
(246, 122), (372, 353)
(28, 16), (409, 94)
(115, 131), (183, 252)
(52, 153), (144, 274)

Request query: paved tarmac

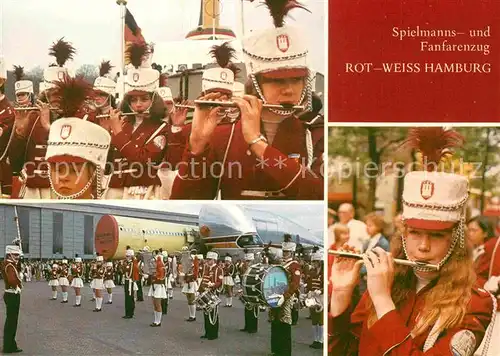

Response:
(0, 281), (324, 355)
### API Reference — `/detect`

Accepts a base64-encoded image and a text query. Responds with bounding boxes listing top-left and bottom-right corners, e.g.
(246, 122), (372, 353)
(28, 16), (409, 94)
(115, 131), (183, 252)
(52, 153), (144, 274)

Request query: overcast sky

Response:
(1, 0), (326, 72)
(95, 201), (325, 235)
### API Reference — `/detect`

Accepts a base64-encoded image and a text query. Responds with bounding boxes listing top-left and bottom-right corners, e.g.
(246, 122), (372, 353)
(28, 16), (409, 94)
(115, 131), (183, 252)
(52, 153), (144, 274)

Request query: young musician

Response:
(70, 256), (84, 307)
(0, 59), (15, 198)
(104, 262), (115, 304)
(182, 252), (198, 322)
(329, 128), (495, 355)
(149, 252), (167, 326)
(58, 259), (70, 303)
(306, 251), (324, 349)
(48, 263), (60, 300)
(123, 247), (139, 319)
(222, 255), (235, 307)
(91, 255), (105, 312)
(240, 252), (259, 334)
(198, 251), (223, 340)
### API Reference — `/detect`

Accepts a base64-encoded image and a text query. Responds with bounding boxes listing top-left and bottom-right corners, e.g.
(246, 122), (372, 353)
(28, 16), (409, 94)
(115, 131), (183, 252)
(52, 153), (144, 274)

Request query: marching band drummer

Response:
(222, 255), (236, 307)
(102, 42), (167, 200)
(171, 0), (323, 201)
(270, 235), (302, 356)
(198, 251), (223, 340)
(306, 250), (324, 349)
(91, 255), (105, 312)
(70, 255), (84, 307)
(2, 242), (23, 354)
(123, 247), (139, 319)
(58, 259), (70, 304)
(48, 263), (60, 300)
(161, 251), (170, 315)
(165, 253), (175, 300)
(182, 252), (198, 322)
(104, 262), (115, 305)
(329, 128), (495, 356)
(9, 38), (76, 199)
(240, 252), (259, 334)
(149, 251), (167, 327)
(0, 58), (15, 198)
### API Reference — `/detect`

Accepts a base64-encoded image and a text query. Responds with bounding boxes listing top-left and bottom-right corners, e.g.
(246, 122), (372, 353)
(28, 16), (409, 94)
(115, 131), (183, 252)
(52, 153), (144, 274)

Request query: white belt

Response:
(5, 288), (21, 294)
(35, 145), (47, 149)
(34, 157), (45, 161)
(240, 190), (286, 198)
(112, 169), (138, 175)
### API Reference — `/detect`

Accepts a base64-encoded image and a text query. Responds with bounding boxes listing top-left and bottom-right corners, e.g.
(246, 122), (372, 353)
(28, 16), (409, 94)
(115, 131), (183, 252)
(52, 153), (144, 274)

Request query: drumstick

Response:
(328, 250), (440, 271)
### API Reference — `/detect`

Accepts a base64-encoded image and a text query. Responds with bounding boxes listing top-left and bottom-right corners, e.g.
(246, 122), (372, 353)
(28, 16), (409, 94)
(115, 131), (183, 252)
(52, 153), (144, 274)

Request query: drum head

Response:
(262, 266), (288, 308)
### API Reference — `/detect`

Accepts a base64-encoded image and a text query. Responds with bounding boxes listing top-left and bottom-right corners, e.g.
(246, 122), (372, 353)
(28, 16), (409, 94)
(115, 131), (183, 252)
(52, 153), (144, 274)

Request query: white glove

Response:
(143, 274), (149, 279)
(484, 276), (500, 294)
(314, 289), (322, 296)
(208, 282), (215, 288)
(20, 273), (24, 280)
(276, 295), (285, 307)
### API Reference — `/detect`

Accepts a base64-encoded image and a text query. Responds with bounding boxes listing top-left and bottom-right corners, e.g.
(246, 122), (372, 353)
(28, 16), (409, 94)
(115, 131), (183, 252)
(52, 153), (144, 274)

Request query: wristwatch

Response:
(249, 134), (268, 147)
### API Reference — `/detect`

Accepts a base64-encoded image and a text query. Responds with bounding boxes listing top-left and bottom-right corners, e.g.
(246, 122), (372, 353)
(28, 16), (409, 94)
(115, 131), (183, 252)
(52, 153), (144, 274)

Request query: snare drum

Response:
(242, 264), (289, 308)
(194, 290), (221, 312)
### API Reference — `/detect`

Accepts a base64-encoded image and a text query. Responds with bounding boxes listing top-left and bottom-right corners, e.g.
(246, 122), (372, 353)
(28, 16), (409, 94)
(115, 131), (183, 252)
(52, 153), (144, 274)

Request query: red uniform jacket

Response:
(59, 265), (69, 277)
(104, 267), (114, 281)
(475, 237), (500, 310)
(50, 267), (59, 280)
(198, 264), (223, 293)
(2, 260), (21, 290)
(71, 264), (83, 278)
(0, 96), (14, 195)
(162, 123), (191, 169)
(171, 115), (323, 200)
(306, 266), (323, 294)
(107, 119), (166, 188)
(223, 263), (235, 277)
(328, 283), (494, 355)
(283, 259), (301, 299)
(153, 257), (166, 284)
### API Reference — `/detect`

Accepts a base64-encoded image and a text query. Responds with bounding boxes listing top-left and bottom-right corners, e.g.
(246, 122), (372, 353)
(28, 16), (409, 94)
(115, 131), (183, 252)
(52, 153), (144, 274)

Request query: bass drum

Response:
(241, 263), (289, 308)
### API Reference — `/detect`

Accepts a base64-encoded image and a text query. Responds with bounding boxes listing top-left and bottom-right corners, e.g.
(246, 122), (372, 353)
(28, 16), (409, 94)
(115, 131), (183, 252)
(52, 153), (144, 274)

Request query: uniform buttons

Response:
(246, 150), (251, 156)
(135, 145), (138, 148)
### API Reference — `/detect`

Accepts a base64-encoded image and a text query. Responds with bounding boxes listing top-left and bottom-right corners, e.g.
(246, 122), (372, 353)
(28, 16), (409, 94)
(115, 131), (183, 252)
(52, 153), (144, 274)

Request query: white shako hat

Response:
(96, 256), (104, 262)
(233, 82), (245, 98)
(5, 245), (22, 255)
(245, 253), (254, 261)
(52, 264), (58, 268)
(202, 42), (237, 94)
(13, 65), (34, 95)
(224, 256), (232, 262)
(124, 42), (159, 94)
(401, 128), (468, 231)
(46, 117), (111, 171)
(162, 250), (169, 257)
(0, 56), (6, 80)
(74, 257), (82, 263)
(242, 0), (309, 80)
(62, 259), (68, 264)
(126, 249), (135, 257)
(197, 254), (204, 260)
(158, 87), (173, 102)
(106, 262), (113, 267)
(206, 251), (218, 260)
(282, 234), (296, 252)
(94, 60), (116, 96)
(311, 252), (322, 261)
(43, 38), (76, 91)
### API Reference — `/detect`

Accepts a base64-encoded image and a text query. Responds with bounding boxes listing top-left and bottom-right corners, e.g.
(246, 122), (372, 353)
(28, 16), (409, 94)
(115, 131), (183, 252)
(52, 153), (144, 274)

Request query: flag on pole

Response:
(124, 7), (145, 44)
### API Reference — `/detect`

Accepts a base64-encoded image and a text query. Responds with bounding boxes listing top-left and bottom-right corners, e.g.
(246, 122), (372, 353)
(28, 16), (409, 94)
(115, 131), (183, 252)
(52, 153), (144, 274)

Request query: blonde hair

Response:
(366, 226), (475, 337)
(333, 224), (349, 245)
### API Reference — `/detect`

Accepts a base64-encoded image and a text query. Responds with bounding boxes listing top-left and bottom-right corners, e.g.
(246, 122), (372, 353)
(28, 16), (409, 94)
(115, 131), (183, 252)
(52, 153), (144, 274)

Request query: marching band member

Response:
(149, 252), (167, 327)
(329, 128), (495, 355)
(13, 65), (34, 107)
(182, 253), (198, 322)
(240, 252), (259, 334)
(306, 251), (324, 349)
(2, 243), (23, 354)
(123, 247), (139, 319)
(90, 255), (105, 312)
(172, 0), (323, 200)
(102, 42), (166, 200)
(223, 255), (235, 307)
(161, 251), (170, 315)
(48, 263), (60, 300)
(70, 256), (84, 307)
(166, 254), (174, 300)
(271, 235), (301, 356)
(58, 259), (70, 303)
(9, 38), (76, 199)
(43, 75), (110, 199)
(0, 58), (15, 198)
(198, 251), (223, 340)
(92, 60), (117, 125)
(104, 262), (115, 304)
(136, 250), (146, 302)
(197, 254), (204, 287)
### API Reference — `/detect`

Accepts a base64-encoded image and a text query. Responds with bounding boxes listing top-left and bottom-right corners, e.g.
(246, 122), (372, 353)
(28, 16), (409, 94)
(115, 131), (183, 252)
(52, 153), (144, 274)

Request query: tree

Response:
(75, 64), (99, 83)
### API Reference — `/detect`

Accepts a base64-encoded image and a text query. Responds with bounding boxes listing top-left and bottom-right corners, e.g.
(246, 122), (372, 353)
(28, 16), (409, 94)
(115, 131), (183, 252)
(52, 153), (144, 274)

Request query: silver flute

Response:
(328, 250), (440, 271)
(193, 100), (305, 110)
(14, 106), (57, 111)
(96, 112), (138, 119)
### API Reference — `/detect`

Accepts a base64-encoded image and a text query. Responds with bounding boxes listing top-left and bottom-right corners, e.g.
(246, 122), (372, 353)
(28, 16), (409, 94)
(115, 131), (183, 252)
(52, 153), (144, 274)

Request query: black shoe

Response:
(309, 342), (318, 348)
(73, 304), (81, 307)
(50, 298), (57, 300)
(90, 298), (95, 302)
(239, 328), (248, 332)
(207, 336), (218, 340)
(122, 315), (133, 319)
(248, 330), (257, 334)
(169, 296), (173, 300)
(200, 335), (207, 339)
(61, 300), (68, 303)
(186, 317), (196, 322)
(150, 323), (161, 327)
(3, 348), (23, 354)
(93, 308), (101, 312)
(106, 301), (112, 304)
(313, 342), (323, 350)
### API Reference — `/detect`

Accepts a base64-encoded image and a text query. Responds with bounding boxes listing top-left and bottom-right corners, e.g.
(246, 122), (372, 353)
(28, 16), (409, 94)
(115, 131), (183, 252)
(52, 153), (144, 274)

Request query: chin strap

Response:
(48, 165), (103, 199)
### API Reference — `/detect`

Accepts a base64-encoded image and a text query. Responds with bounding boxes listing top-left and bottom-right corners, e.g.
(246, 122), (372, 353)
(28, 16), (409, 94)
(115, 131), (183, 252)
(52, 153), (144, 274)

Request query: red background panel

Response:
(328, 0), (500, 122)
